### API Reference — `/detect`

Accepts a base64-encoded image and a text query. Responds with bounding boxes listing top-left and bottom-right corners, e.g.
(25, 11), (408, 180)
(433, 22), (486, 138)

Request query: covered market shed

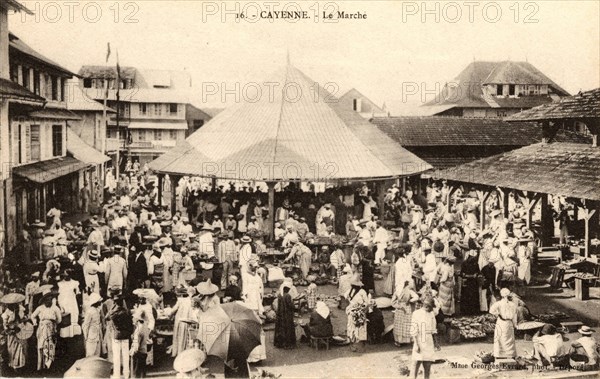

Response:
(148, 63), (432, 238)
(434, 88), (600, 258)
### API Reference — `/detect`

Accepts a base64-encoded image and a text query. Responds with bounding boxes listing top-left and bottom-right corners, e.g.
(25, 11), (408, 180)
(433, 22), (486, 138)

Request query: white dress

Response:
(410, 308), (437, 362)
(238, 204), (248, 233)
(57, 280), (82, 338)
(244, 273), (266, 362)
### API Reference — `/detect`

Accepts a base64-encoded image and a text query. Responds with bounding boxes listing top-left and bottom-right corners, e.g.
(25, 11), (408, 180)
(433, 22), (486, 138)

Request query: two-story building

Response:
(422, 61), (570, 119)
(78, 66), (191, 167)
(1, 27), (109, 248)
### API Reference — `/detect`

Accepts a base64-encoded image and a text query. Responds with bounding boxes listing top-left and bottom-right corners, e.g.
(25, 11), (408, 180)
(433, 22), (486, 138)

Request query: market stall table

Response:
(572, 273), (599, 300)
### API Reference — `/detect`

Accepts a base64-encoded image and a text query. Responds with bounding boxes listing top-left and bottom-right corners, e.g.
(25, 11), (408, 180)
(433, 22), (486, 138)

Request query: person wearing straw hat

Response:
(169, 286), (196, 358)
(244, 258), (267, 363)
(571, 326), (599, 368)
(489, 288), (518, 359)
(31, 289), (62, 370)
(195, 280), (220, 312)
(82, 292), (103, 357)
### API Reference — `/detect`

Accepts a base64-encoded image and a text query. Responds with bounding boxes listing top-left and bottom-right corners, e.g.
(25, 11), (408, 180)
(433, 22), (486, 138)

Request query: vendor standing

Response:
(489, 288), (518, 359)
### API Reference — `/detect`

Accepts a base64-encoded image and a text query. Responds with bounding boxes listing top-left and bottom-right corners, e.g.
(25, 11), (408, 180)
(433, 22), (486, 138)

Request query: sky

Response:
(8, 0), (600, 113)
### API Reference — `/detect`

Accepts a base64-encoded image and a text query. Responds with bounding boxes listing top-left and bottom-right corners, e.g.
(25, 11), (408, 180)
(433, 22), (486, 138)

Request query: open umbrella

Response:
(516, 321), (546, 330)
(0, 293), (25, 304)
(64, 357), (112, 378)
(173, 348), (207, 373)
(197, 302), (262, 362)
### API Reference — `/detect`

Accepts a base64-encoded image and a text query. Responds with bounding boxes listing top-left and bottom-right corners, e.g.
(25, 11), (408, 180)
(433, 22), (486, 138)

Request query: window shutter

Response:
(25, 125), (31, 162)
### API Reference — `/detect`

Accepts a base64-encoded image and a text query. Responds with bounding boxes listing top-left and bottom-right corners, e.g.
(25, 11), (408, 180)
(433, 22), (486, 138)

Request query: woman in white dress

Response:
(82, 293), (103, 357)
(410, 298), (440, 379)
(57, 270), (81, 338)
(238, 201), (249, 234)
(345, 277), (369, 352)
(516, 239), (532, 285)
(489, 288), (518, 359)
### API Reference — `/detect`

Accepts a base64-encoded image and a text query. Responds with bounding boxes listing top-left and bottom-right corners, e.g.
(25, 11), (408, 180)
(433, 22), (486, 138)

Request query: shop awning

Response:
(29, 108), (81, 120)
(128, 120), (188, 130)
(0, 78), (45, 103)
(67, 128), (111, 165)
(13, 157), (90, 184)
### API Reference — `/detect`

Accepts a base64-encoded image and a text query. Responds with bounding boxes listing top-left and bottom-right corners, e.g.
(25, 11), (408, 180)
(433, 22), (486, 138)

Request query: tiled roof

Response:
(435, 142), (600, 201)
(506, 88), (600, 121)
(67, 128), (110, 165)
(9, 33), (74, 77)
(149, 64), (431, 181)
(370, 117), (590, 146)
(78, 66), (138, 80)
(0, 78), (44, 103)
(423, 61), (569, 111)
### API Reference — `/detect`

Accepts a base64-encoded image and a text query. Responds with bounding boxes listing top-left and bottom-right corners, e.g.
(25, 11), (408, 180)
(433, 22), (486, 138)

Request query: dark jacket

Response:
(109, 304), (133, 340)
(128, 251), (148, 288)
(308, 312), (333, 338)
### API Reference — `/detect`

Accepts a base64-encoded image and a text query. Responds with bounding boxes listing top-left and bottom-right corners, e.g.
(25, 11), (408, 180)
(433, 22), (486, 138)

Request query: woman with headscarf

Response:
(394, 249), (413, 295)
(437, 256), (455, 316)
(516, 238), (532, 285)
(31, 291), (62, 370)
(392, 280), (419, 347)
(460, 245), (481, 315)
(170, 286), (196, 357)
(489, 288), (518, 359)
(82, 293), (103, 357)
(57, 270), (81, 338)
(1, 301), (27, 371)
(345, 277), (369, 352)
(274, 281), (296, 349)
(309, 301), (334, 339)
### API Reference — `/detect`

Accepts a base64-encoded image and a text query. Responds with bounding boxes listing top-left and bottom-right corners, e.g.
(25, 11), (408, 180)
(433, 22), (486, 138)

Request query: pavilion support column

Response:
(211, 177), (217, 192)
(523, 193), (540, 229)
(540, 194), (554, 246)
(581, 205), (596, 258)
(157, 174), (164, 207)
(41, 185), (47, 224)
(267, 182), (276, 241)
(170, 175), (180, 216)
(499, 188), (510, 218)
(401, 177), (407, 194)
(476, 189), (492, 229)
(377, 180), (390, 220)
(446, 185), (458, 213)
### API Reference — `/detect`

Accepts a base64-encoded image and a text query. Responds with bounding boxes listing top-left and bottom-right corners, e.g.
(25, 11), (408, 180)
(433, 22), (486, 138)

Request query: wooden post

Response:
(267, 182), (276, 241)
(402, 177), (407, 194)
(211, 177), (217, 192)
(476, 189), (491, 229)
(582, 205), (597, 259)
(377, 180), (387, 220)
(498, 188), (510, 218)
(170, 175), (179, 216)
(540, 194), (553, 246)
(41, 185), (47, 223)
(523, 193), (540, 229)
(446, 185), (457, 213)
(157, 174), (163, 207)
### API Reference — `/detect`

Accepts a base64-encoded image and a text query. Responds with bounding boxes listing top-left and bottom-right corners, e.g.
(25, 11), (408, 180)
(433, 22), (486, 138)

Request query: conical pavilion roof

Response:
(149, 64), (431, 181)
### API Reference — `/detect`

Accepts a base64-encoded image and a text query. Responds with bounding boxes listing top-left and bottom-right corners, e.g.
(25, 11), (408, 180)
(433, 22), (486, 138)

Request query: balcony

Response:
(128, 140), (177, 151)
(106, 138), (126, 151)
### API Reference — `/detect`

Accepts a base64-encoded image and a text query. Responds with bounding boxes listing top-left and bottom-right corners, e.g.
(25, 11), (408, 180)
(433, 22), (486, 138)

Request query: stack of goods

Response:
(449, 314), (496, 340)
(534, 311), (568, 325)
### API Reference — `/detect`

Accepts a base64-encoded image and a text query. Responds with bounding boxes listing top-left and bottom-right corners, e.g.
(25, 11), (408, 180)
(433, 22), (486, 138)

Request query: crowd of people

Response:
(0, 170), (598, 379)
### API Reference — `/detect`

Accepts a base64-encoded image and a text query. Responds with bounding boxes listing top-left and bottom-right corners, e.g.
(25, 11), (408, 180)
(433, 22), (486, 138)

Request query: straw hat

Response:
(241, 235), (252, 243)
(196, 280), (219, 296)
(578, 325), (594, 336)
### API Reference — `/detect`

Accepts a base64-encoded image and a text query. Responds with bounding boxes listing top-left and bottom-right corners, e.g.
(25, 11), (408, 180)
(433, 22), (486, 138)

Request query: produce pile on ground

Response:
(449, 314), (496, 339)
(534, 311), (568, 324)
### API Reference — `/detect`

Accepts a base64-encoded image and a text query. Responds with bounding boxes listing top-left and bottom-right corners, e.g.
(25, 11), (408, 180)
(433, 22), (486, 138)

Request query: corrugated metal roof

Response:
(128, 121), (188, 130)
(506, 88), (600, 121)
(370, 117), (590, 146)
(13, 156), (89, 184)
(435, 142), (600, 201)
(0, 78), (44, 103)
(149, 64), (431, 181)
(67, 128), (110, 165)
